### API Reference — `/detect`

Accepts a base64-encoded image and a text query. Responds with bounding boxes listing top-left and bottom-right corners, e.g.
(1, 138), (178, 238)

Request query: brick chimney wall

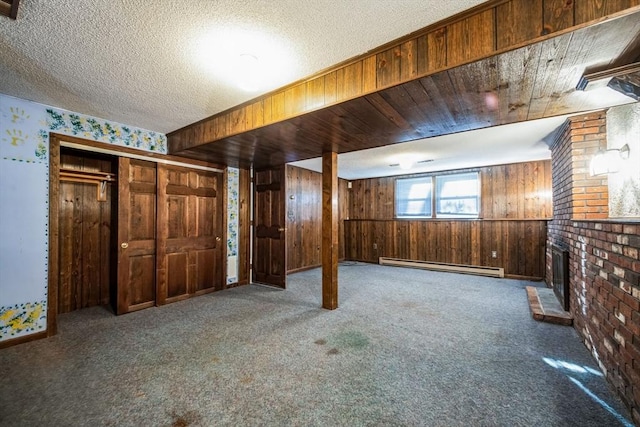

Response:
(547, 111), (640, 423)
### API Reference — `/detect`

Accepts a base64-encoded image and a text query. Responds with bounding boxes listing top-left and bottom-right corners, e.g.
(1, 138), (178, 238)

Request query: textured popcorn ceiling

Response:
(0, 0), (486, 134)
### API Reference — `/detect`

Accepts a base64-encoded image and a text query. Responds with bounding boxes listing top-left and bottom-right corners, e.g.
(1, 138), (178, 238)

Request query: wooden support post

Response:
(322, 151), (338, 310)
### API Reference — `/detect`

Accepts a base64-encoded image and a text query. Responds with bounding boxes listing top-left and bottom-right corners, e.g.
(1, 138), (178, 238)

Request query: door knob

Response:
(278, 227), (285, 232)
(121, 242), (129, 249)
(216, 236), (221, 242)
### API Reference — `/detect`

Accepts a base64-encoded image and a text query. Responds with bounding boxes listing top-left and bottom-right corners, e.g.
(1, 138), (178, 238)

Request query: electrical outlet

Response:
(491, 251), (497, 258)
(373, 243), (378, 250)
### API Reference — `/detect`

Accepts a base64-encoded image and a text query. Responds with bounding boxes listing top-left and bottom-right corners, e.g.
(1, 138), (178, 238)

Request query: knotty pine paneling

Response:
(285, 166), (349, 272)
(575, 0), (640, 24)
(497, 0), (544, 49)
(348, 176), (395, 220)
(349, 160), (552, 221)
(58, 151), (115, 313)
(236, 168), (251, 285)
(481, 161), (552, 219)
(344, 219), (547, 278)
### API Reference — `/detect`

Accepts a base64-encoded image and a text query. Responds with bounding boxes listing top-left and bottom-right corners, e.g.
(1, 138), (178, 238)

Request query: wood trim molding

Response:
(47, 135), (62, 339)
(0, 0), (20, 20)
(54, 133), (225, 171)
(0, 331), (47, 349)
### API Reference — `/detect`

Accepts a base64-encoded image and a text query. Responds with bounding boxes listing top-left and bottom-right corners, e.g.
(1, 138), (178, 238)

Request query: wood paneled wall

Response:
(168, 0), (640, 152)
(285, 166), (349, 272)
(236, 168), (251, 286)
(481, 161), (552, 219)
(58, 151), (115, 313)
(344, 219), (547, 278)
(348, 160), (552, 220)
(344, 160), (552, 279)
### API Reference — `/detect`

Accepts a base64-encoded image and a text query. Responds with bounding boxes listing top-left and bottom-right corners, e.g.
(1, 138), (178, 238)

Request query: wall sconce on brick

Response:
(590, 143), (630, 176)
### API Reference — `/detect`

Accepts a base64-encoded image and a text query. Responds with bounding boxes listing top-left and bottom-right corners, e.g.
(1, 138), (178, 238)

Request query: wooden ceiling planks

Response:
(168, 3), (640, 169)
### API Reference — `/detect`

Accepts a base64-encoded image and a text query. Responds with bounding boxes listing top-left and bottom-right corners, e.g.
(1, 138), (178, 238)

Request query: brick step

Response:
(526, 286), (573, 326)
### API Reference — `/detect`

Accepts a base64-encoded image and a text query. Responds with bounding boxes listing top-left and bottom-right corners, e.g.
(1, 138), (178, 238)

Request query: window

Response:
(395, 172), (480, 219)
(395, 177), (432, 218)
(435, 172), (479, 218)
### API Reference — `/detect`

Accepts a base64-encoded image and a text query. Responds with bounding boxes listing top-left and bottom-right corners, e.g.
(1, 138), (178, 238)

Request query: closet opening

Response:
(57, 146), (118, 315)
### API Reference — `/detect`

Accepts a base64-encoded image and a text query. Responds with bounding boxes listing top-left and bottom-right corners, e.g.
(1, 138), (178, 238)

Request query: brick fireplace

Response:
(546, 110), (640, 424)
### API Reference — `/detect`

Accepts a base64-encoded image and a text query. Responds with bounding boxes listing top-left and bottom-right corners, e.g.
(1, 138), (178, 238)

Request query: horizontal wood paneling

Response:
(168, 0), (640, 158)
(349, 160), (552, 220)
(344, 219), (548, 278)
(285, 166), (349, 272)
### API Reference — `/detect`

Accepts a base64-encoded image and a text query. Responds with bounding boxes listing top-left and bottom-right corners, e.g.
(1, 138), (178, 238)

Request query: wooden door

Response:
(253, 167), (287, 288)
(117, 158), (157, 314)
(156, 164), (224, 304)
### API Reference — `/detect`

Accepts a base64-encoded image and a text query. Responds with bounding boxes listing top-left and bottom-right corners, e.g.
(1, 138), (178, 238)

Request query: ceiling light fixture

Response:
(389, 159), (433, 169)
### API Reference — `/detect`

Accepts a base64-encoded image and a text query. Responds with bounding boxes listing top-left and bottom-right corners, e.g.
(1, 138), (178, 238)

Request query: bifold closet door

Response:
(156, 164), (224, 305)
(116, 158), (157, 314)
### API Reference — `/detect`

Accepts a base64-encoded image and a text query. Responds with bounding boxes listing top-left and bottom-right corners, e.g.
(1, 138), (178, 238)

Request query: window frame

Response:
(394, 176), (433, 219)
(394, 171), (481, 220)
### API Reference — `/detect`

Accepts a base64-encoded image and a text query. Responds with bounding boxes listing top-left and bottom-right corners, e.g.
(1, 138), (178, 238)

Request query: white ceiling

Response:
(290, 114), (570, 180)
(1, 1), (632, 179)
(0, 0), (485, 134)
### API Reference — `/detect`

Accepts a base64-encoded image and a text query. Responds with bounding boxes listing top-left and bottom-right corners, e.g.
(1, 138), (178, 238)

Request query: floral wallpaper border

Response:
(0, 301), (46, 339)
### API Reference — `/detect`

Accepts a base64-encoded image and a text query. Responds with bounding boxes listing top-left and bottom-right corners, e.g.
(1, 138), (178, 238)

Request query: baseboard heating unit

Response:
(379, 257), (505, 278)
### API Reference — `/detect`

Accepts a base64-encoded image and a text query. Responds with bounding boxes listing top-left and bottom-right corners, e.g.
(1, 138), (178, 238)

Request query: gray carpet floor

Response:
(0, 263), (634, 427)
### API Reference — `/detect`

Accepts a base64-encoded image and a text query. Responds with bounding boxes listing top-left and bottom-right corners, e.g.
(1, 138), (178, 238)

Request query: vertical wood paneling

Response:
(350, 161), (552, 221)
(339, 178), (349, 261)
(58, 152), (114, 314)
(446, 9), (496, 65)
(228, 108), (246, 135)
(481, 161), (552, 219)
(306, 77), (325, 111)
(344, 219), (547, 278)
(496, 0), (544, 49)
(416, 34), (429, 75)
(377, 46), (402, 88)
(324, 71), (337, 105)
(427, 28), (447, 71)
(251, 100), (264, 128)
(543, 0), (575, 34)
(286, 166), (321, 271)
(237, 168), (251, 285)
(400, 39), (418, 81)
(362, 56), (378, 93)
(575, 0), (638, 24)
(271, 91), (286, 122)
(337, 61), (363, 100)
(285, 165), (350, 271)
(285, 84), (306, 117)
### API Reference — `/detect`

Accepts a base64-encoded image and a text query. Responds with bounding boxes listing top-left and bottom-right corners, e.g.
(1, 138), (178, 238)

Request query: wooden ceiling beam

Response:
(168, 1), (640, 168)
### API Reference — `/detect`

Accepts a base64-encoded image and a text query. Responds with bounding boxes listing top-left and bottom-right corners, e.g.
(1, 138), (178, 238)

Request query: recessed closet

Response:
(50, 135), (226, 326)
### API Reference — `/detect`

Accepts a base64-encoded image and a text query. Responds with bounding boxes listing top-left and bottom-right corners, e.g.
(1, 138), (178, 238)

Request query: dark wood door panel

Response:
(157, 164), (224, 304)
(128, 254), (156, 307)
(117, 158), (157, 314)
(253, 167), (286, 288)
